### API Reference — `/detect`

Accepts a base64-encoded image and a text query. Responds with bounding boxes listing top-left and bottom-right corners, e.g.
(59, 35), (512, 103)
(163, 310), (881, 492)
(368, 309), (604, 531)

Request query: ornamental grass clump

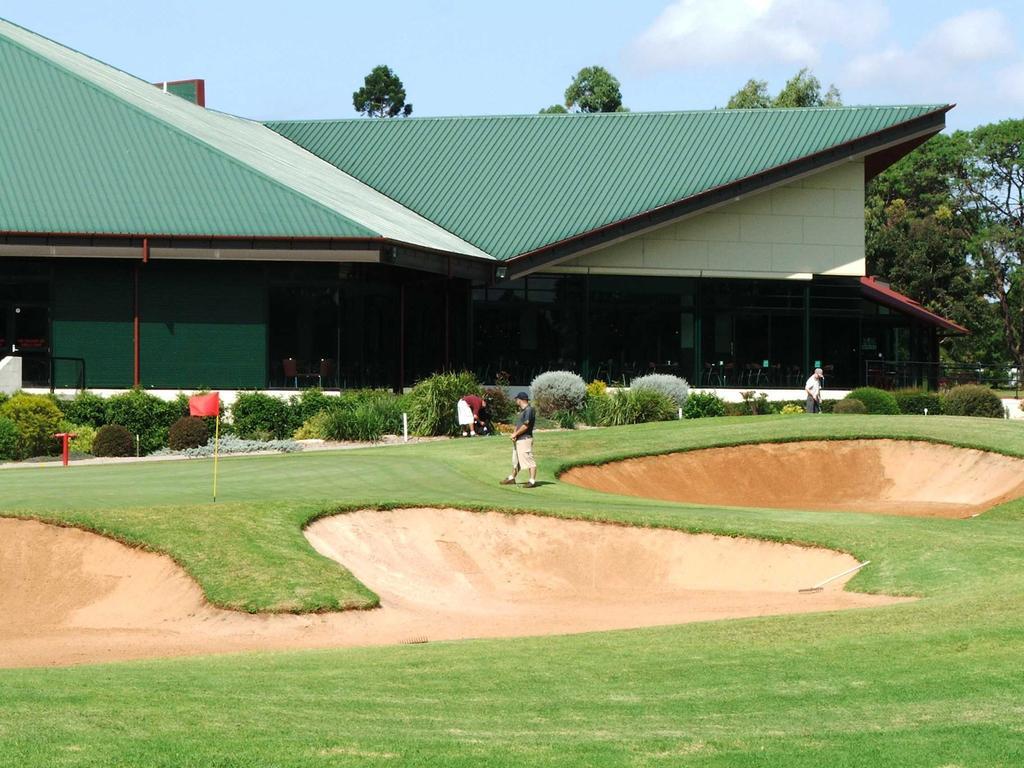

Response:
(599, 388), (676, 426)
(630, 373), (690, 407)
(408, 371), (481, 437)
(845, 387), (899, 415)
(941, 384), (1004, 418)
(530, 371), (586, 417)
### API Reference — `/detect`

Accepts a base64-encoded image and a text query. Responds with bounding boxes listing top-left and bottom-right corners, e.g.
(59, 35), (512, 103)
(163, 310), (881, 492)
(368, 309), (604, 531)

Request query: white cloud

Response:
(996, 60), (1024, 105)
(923, 9), (1014, 64)
(628, 0), (889, 71)
(845, 8), (1016, 88)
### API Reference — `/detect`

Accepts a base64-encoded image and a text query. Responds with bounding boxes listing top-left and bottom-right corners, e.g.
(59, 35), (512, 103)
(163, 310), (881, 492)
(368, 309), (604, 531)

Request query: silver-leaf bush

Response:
(630, 373), (690, 406)
(529, 371), (587, 417)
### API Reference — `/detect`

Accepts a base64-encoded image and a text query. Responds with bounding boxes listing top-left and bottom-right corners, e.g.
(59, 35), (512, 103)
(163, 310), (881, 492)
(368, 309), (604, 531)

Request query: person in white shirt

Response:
(805, 368), (824, 413)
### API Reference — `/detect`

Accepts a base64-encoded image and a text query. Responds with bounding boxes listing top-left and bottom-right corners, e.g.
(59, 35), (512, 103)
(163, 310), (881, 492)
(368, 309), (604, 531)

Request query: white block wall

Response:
(551, 160), (865, 279)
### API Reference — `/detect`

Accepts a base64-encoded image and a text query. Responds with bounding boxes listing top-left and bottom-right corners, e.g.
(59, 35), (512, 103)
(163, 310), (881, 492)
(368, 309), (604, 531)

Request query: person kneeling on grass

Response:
(456, 394), (486, 437)
(500, 392), (537, 488)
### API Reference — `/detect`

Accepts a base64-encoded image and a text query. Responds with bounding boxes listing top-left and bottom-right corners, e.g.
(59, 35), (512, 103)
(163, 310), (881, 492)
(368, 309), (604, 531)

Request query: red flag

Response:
(189, 392), (220, 418)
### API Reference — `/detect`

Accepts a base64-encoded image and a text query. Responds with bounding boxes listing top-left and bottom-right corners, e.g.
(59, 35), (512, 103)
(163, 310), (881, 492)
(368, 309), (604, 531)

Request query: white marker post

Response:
(402, 413), (409, 443)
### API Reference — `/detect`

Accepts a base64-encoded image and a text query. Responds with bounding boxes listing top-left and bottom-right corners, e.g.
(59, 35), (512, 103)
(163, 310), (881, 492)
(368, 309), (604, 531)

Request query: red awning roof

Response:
(860, 277), (969, 335)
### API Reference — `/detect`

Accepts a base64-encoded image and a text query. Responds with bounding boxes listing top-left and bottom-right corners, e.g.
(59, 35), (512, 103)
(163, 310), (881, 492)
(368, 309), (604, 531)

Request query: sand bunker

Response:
(561, 439), (1024, 518)
(1, 511), (901, 668)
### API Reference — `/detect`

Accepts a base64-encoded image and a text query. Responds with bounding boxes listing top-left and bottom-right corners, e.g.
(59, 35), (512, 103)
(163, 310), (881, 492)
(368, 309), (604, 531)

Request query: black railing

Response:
(864, 360), (1018, 395)
(49, 356), (86, 392)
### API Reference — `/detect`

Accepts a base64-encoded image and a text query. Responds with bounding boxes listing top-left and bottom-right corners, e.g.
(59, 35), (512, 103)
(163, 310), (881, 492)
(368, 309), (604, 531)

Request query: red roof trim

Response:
(860, 276), (969, 335)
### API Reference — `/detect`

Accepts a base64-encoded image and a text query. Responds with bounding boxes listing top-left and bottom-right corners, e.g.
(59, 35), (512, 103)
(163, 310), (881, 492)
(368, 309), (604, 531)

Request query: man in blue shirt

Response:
(500, 391), (537, 488)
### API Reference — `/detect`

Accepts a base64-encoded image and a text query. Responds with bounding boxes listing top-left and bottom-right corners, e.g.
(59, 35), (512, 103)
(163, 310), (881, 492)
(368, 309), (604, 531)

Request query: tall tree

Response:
(954, 119), (1024, 369)
(726, 79), (771, 109)
(866, 131), (1006, 365)
(726, 68), (842, 109)
(352, 65), (412, 118)
(562, 66), (626, 113)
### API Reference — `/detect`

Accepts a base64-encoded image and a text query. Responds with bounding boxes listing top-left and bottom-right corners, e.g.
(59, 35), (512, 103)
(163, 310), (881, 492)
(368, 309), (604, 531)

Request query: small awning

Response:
(860, 276), (969, 335)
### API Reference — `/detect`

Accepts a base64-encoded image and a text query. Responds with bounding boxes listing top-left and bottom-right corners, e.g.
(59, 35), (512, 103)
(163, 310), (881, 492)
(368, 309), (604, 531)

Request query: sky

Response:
(2, 0), (1021, 131)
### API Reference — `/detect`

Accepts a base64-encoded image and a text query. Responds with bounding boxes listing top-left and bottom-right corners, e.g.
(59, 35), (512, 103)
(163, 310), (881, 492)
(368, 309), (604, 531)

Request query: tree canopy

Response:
(352, 65), (412, 118)
(866, 121), (1024, 367)
(540, 66), (626, 114)
(726, 69), (842, 109)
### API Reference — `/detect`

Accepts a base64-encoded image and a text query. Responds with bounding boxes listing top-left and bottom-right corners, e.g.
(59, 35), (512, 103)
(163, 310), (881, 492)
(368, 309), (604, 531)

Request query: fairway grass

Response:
(2, 415), (1024, 766)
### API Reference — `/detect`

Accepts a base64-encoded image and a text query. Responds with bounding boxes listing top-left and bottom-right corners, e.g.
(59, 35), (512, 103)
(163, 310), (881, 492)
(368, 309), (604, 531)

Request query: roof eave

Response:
(860, 277), (969, 335)
(503, 105), (952, 280)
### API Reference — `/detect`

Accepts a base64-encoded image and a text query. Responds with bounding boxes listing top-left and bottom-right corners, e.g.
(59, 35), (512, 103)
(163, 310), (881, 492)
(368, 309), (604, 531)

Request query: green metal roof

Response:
(268, 105), (947, 261)
(0, 19), (488, 258)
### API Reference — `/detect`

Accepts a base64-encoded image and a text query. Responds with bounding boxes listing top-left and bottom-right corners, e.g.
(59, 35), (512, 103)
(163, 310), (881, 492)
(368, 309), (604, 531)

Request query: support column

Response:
(397, 283), (406, 393)
(444, 280), (451, 371)
(802, 283), (811, 377)
(132, 262), (140, 388)
(582, 273), (591, 381)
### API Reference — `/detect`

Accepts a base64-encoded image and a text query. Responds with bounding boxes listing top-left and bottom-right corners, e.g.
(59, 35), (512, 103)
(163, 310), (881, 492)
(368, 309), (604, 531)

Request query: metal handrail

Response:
(49, 356), (86, 392)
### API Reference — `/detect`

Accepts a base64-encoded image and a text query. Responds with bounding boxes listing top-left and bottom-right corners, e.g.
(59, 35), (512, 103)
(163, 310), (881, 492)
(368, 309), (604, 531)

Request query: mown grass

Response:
(1, 414), (1024, 766)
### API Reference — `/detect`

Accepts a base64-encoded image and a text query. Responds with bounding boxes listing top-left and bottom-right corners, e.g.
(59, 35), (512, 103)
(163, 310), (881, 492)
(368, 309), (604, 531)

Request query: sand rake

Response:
(799, 561), (871, 593)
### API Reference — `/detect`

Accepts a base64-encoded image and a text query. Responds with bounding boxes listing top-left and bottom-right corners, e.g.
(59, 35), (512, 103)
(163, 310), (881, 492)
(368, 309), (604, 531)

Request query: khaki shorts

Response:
(512, 437), (536, 471)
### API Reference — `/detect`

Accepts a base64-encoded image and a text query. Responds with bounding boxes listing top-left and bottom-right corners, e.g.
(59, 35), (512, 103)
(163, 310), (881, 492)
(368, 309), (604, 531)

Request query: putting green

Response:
(1, 414), (1023, 766)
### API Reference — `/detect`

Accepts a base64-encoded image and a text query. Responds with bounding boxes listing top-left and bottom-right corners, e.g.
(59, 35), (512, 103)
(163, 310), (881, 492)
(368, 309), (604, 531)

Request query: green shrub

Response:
(601, 388), (676, 426)
(0, 416), (18, 461)
(231, 392), (292, 440)
(833, 398), (868, 414)
(683, 391), (726, 419)
(553, 410), (577, 429)
(630, 374), (690, 407)
(738, 390), (771, 415)
(845, 387), (899, 415)
(289, 388), (334, 429)
(294, 410), (333, 440)
(530, 371), (587, 417)
(168, 416), (210, 451)
(0, 391), (8, 409)
(58, 391), (108, 427)
(172, 391), (225, 435)
(0, 393), (63, 458)
(92, 424), (135, 457)
(105, 389), (179, 454)
(483, 387), (516, 423)
(941, 384), (1004, 419)
(893, 389), (942, 415)
(59, 421), (97, 455)
(408, 371), (481, 437)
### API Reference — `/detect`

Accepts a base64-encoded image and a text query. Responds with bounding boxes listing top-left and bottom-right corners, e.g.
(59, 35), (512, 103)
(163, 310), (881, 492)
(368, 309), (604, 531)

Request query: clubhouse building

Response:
(0, 19), (964, 394)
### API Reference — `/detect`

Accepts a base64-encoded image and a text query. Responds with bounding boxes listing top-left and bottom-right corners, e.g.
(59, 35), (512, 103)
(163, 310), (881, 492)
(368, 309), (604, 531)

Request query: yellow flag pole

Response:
(212, 412), (220, 503)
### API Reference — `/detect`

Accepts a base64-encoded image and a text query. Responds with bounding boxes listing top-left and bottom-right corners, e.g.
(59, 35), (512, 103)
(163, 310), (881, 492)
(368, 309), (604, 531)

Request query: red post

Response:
(53, 432), (76, 467)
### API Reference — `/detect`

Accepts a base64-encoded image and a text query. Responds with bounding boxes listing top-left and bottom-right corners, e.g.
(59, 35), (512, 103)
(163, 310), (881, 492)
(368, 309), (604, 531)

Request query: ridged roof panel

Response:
(268, 105), (946, 261)
(0, 19), (488, 257)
